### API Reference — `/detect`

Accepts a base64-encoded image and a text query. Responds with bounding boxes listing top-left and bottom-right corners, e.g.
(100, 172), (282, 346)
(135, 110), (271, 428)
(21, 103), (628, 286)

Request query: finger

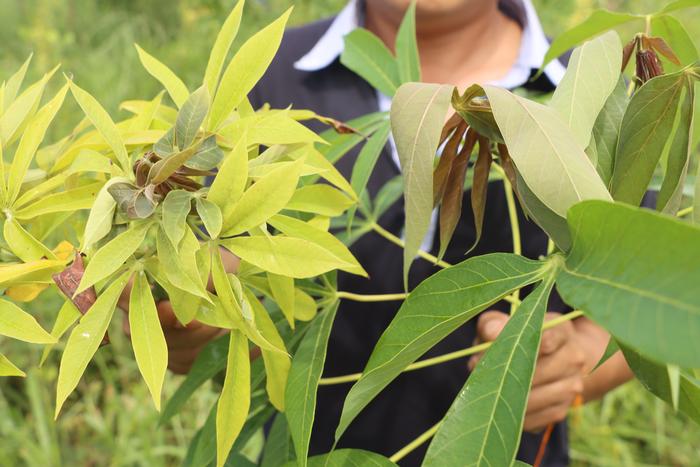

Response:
(539, 312), (574, 356)
(467, 354), (482, 371)
(163, 325), (223, 350)
(476, 310), (509, 342)
(526, 374), (583, 414)
(523, 402), (572, 432)
(531, 344), (586, 386)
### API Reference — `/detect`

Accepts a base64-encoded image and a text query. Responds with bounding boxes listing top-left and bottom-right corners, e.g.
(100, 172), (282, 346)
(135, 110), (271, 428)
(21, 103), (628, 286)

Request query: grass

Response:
(1, 0), (699, 465)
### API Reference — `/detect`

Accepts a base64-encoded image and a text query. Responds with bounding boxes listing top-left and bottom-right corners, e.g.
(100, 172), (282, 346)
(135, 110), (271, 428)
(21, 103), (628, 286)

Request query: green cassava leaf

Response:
(556, 201), (700, 368)
(539, 9), (641, 72)
(3, 53), (32, 111)
(516, 172), (571, 251)
(0, 67), (56, 146)
(196, 197), (223, 239)
(159, 334), (229, 424)
(340, 29), (400, 97)
(3, 217), (56, 262)
(222, 159), (303, 236)
(619, 343), (700, 425)
(215, 329), (250, 467)
(221, 235), (355, 279)
(656, 79), (694, 214)
(7, 84), (69, 203)
(0, 298), (56, 344)
(175, 85), (210, 149)
(336, 254), (546, 441)
(14, 182), (102, 220)
(0, 354), (25, 377)
(135, 44), (189, 108)
(395, 1), (421, 83)
(76, 222), (150, 294)
(208, 136), (248, 209)
(347, 121), (391, 228)
(423, 277), (555, 466)
(40, 300), (81, 366)
(610, 70), (687, 205)
(286, 185), (355, 217)
(82, 178), (127, 250)
(268, 214), (366, 277)
(268, 272), (295, 328)
(549, 31), (622, 148)
(186, 135), (224, 170)
(287, 450), (397, 467)
(56, 271), (131, 417)
(245, 288), (290, 411)
(129, 271), (168, 411)
(68, 80), (130, 172)
(658, 0), (700, 14)
(390, 82), (453, 286)
(209, 9), (291, 129)
(203, 0), (245, 96)
(162, 190), (193, 246)
(485, 85), (612, 217)
(261, 414), (295, 467)
(586, 76), (628, 185)
(286, 302), (338, 467)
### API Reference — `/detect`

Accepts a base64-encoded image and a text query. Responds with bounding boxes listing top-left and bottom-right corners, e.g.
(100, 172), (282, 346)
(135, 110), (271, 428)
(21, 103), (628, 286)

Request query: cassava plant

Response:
(2, 0), (700, 466)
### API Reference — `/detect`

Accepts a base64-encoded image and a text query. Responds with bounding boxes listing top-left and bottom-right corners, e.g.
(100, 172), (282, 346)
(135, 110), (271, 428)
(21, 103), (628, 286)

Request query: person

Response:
(137, 0), (635, 464)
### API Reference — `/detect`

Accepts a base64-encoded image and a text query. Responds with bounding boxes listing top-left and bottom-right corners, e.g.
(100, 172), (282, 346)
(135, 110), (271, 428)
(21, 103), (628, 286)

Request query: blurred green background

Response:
(1, 0), (699, 466)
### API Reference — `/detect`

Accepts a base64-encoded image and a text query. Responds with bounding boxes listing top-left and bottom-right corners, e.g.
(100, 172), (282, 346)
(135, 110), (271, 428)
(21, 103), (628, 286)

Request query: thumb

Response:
(477, 310), (509, 342)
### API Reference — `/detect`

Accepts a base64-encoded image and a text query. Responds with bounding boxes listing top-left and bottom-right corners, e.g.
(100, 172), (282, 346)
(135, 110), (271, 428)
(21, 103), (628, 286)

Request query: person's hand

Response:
(469, 310), (588, 432)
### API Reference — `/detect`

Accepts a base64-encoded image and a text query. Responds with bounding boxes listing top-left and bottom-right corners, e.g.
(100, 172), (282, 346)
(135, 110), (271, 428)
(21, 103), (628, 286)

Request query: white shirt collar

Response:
(294, 0), (565, 88)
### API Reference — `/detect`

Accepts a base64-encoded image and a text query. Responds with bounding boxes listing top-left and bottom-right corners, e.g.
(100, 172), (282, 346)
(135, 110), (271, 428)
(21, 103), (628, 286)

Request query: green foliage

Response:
(2, 0), (700, 465)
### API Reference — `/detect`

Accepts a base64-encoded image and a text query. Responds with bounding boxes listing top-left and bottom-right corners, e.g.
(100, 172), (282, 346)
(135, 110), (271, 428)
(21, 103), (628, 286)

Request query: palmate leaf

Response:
(215, 329), (250, 467)
(175, 85), (210, 149)
(395, 1), (421, 83)
(221, 235), (356, 279)
(159, 334), (229, 425)
(556, 201), (700, 368)
(538, 9), (641, 73)
(656, 78), (694, 214)
(0, 298), (56, 344)
(285, 450), (397, 467)
(0, 354), (25, 377)
(208, 136), (248, 210)
(203, 0), (245, 96)
(245, 288), (290, 411)
(209, 8), (291, 130)
(68, 80), (130, 172)
(335, 254), (547, 442)
(221, 158), (303, 236)
(484, 85), (612, 218)
(549, 31), (622, 148)
(285, 302), (339, 467)
(129, 271), (168, 411)
(586, 76), (628, 185)
(423, 276), (555, 466)
(162, 190), (193, 247)
(610, 70), (689, 205)
(56, 271), (131, 417)
(286, 185), (355, 217)
(390, 82), (453, 287)
(261, 414), (295, 467)
(268, 214), (366, 277)
(135, 44), (189, 108)
(76, 221), (150, 295)
(340, 29), (401, 97)
(619, 342), (700, 425)
(7, 83), (69, 203)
